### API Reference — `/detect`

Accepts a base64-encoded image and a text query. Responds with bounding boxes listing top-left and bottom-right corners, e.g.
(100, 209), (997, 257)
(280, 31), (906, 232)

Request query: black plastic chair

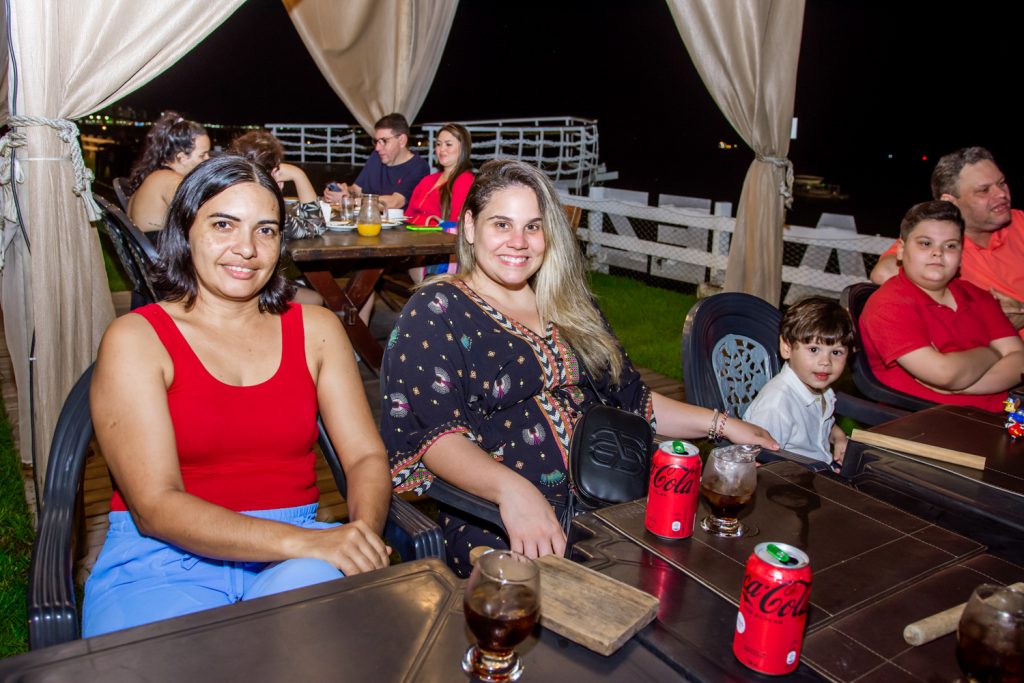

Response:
(28, 364), (443, 649)
(93, 194), (160, 310)
(112, 177), (131, 213)
(841, 283), (937, 412)
(681, 292), (907, 429)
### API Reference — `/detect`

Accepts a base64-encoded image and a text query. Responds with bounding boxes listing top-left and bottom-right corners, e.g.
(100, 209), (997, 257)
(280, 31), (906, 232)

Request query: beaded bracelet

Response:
(714, 412), (728, 441)
(707, 409), (720, 441)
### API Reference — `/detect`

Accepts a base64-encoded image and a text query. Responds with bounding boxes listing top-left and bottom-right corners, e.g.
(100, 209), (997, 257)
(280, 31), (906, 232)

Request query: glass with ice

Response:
(699, 444), (759, 537)
(462, 550), (540, 682)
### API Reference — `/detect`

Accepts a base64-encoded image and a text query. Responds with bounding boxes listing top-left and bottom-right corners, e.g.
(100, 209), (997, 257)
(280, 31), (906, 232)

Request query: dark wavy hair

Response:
(150, 155), (292, 313)
(126, 111), (207, 195)
(226, 130), (284, 174)
(780, 296), (854, 349)
(436, 123), (473, 221)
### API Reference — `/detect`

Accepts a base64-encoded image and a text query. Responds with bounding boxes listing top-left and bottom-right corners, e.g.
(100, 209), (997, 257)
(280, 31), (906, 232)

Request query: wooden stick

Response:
(851, 429), (987, 470)
(903, 582), (1024, 646)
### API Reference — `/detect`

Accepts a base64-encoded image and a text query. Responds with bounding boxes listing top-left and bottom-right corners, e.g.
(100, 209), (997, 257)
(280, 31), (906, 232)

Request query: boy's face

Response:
(896, 219), (962, 291)
(780, 338), (848, 395)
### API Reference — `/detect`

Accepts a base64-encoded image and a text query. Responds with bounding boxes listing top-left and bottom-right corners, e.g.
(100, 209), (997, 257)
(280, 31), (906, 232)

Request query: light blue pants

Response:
(82, 503), (342, 637)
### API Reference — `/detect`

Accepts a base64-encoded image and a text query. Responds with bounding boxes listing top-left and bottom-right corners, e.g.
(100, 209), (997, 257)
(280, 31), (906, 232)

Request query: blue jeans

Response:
(83, 503), (342, 637)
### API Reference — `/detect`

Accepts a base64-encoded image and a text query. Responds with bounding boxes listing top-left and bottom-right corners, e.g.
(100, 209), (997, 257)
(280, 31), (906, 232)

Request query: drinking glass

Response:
(699, 444), (759, 537)
(462, 550), (540, 683)
(356, 193), (381, 236)
(956, 584), (1024, 682)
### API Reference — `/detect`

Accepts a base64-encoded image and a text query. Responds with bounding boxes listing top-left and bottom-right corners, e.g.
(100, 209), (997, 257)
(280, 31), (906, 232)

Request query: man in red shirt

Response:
(860, 201), (1024, 412)
(870, 147), (1024, 335)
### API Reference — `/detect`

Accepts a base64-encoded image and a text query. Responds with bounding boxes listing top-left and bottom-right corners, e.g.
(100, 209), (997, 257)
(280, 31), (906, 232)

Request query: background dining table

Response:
(286, 228), (456, 373)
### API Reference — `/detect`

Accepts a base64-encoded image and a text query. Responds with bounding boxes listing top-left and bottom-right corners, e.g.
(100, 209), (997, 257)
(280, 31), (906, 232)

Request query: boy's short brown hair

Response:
(899, 200), (965, 241)
(780, 296), (855, 348)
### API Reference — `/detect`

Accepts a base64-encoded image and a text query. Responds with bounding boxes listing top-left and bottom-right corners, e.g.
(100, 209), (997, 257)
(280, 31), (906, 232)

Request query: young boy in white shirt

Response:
(743, 297), (854, 468)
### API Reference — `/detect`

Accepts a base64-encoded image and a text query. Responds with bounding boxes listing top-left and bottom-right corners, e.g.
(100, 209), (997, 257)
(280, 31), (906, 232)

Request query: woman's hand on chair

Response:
(497, 478), (566, 559)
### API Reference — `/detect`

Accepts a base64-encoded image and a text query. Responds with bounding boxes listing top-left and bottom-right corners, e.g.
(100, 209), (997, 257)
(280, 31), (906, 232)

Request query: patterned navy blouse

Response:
(381, 279), (654, 572)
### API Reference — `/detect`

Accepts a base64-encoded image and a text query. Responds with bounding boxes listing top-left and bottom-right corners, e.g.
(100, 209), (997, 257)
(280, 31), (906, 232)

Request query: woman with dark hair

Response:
(382, 160), (779, 576)
(406, 123), (473, 280)
(227, 130), (325, 240)
(126, 111), (211, 233)
(84, 155), (391, 636)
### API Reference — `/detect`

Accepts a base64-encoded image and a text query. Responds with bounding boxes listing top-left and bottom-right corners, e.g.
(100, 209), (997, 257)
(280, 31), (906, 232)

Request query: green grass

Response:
(0, 410), (32, 657)
(589, 272), (696, 381)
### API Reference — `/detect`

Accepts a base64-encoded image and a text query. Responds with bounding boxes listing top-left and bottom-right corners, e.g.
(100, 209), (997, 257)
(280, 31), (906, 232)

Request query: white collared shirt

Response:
(742, 363), (835, 464)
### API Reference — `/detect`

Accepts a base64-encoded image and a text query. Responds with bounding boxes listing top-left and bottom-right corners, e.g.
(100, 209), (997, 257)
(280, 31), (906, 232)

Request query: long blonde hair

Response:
(446, 159), (624, 383)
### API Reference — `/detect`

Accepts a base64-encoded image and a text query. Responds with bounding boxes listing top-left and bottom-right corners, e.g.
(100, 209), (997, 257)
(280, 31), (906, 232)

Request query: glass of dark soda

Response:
(462, 550), (541, 682)
(956, 584), (1024, 683)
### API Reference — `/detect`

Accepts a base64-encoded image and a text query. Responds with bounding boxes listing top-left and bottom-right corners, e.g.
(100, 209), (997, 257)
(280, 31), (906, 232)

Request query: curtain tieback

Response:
(3, 115), (102, 222)
(755, 153), (794, 209)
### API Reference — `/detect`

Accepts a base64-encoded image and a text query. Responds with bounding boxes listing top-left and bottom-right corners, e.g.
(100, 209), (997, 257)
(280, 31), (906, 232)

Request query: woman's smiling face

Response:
(464, 185), (546, 292)
(188, 182), (282, 303)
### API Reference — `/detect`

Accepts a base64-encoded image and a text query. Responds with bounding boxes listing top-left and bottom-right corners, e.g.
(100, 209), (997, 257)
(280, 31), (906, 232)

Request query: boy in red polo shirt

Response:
(860, 201), (1024, 412)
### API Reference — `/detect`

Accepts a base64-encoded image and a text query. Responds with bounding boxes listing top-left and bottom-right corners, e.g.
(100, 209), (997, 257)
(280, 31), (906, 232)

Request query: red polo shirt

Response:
(860, 271), (1018, 412)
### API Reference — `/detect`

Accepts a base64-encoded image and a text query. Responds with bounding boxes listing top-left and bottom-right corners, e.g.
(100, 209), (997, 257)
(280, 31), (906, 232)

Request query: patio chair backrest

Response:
(681, 292), (782, 417)
(93, 194), (160, 309)
(112, 177), (131, 213)
(28, 363), (95, 649)
(840, 283), (936, 412)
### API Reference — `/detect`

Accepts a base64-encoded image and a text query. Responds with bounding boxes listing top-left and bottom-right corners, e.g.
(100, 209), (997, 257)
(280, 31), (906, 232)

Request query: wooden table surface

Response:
(287, 228), (456, 262)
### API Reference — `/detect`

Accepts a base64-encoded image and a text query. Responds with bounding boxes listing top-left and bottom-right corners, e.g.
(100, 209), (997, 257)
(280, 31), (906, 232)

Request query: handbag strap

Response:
(581, 367), (611, 407)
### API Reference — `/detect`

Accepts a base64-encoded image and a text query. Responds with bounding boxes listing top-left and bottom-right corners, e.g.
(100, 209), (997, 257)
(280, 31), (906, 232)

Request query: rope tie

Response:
(2, 115), (102, 222)
(756, 153), (794, 209)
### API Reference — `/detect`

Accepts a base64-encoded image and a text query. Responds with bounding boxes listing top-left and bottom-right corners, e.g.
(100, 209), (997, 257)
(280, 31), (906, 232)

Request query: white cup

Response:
(386, 208), (404, 221)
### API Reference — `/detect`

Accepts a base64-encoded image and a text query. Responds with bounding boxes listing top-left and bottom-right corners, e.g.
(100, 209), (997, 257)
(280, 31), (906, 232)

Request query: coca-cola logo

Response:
(651, 464), (698, 494)
(741, 575), (811, 618)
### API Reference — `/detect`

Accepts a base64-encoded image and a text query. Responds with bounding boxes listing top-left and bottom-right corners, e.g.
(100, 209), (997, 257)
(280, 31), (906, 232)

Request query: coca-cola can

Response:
(733, 542), (812, 675)
(645, 440), (701, 539)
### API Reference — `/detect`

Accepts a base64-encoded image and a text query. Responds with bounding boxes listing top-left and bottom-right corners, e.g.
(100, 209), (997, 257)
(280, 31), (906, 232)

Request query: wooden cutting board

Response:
(469, 548), (660, 655)
(534, 555), (659, 655)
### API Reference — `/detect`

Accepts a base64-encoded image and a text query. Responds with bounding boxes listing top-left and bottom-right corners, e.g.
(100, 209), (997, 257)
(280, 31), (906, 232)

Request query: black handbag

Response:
(563, 372), (654, 527)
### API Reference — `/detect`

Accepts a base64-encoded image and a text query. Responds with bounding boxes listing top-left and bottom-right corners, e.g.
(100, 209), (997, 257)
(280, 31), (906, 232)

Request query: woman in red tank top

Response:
(83, 156), (392, 637)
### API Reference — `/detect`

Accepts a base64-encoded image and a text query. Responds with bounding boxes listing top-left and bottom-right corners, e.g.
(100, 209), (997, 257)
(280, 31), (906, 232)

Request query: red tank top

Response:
(110, 303), (320, 512)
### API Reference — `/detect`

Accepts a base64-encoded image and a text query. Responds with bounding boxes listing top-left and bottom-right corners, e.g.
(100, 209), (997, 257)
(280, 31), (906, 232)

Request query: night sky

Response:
(116, 0), (1024, 234)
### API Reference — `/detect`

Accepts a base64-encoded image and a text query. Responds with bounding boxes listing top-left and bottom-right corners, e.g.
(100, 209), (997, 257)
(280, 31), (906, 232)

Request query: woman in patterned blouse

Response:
(381, 160), (779, 575)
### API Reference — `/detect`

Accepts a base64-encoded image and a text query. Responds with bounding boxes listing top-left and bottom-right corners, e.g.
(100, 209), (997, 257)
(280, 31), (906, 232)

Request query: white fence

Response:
(559, 190), (893, 303)
(267, 117), (608, 192)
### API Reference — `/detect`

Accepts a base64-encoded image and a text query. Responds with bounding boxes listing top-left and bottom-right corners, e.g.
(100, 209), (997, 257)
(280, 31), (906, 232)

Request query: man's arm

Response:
(989, 289), (1024, 330)
(870, 253), (899, 285)
(379, 192), (407, 210)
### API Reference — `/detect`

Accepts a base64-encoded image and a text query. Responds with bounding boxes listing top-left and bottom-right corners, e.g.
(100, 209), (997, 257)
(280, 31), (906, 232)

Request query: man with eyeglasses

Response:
(324, 113), (429, 210)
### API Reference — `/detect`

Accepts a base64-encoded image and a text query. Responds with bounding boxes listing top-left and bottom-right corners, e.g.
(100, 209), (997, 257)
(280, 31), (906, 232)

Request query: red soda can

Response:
(733, 542), (812, 675)
(644, 440), (701, 539)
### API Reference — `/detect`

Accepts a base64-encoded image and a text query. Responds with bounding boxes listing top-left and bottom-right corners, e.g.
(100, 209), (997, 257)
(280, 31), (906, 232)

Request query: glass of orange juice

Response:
(357, 193), (382, 236)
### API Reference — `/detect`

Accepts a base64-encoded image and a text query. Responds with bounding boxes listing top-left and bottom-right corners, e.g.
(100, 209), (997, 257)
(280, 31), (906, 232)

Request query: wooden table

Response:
(566, 461), (1023, 682)
(287, 229), (457, 373)
(842, 405), (1024, 562)
(0, 559), (683, 682)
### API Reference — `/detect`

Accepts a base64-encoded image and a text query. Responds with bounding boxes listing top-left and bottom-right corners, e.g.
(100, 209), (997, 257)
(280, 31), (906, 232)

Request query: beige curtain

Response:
(2, 0), (243, 487)
(284, 0), (459, 133)
(667, 0), (805, 304)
